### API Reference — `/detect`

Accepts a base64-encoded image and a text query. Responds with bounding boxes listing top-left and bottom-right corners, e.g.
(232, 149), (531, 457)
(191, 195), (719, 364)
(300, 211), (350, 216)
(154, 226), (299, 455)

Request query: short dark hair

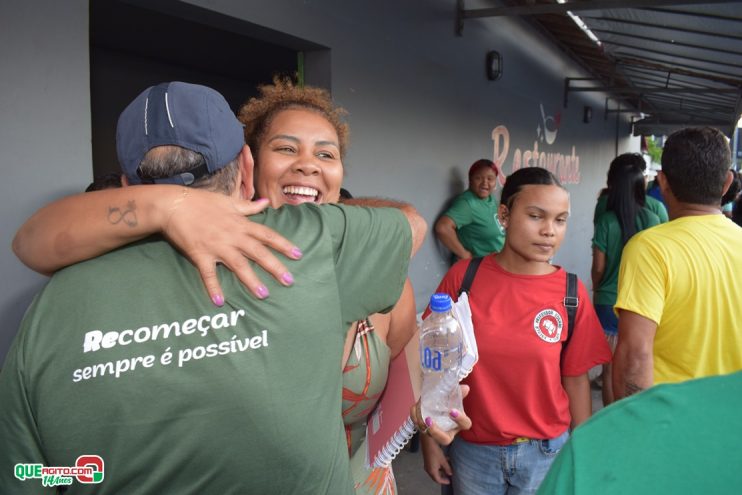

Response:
(139, 146), (240, 195)
(500, 167), (565, 210)
(85, 173), (122, 192)
(661, 127), (731, 205)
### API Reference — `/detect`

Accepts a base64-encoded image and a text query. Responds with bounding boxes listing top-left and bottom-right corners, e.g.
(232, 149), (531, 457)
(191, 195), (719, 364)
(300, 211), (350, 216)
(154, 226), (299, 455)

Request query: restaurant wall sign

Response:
(491, 103), (582, 185)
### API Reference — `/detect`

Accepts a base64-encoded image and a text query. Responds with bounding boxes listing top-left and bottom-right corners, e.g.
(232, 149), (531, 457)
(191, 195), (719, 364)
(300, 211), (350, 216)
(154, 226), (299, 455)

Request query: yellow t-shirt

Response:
(615, 214), (742, 384)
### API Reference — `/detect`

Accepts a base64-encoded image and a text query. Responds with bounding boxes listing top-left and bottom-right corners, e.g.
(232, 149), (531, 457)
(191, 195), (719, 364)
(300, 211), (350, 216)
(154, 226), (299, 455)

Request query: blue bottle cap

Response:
(429, 293), (452, 312)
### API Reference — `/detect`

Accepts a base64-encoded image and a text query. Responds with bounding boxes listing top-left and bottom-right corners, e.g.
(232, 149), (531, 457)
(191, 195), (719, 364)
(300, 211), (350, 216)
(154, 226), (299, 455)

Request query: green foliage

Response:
(646, 136), (662, 165)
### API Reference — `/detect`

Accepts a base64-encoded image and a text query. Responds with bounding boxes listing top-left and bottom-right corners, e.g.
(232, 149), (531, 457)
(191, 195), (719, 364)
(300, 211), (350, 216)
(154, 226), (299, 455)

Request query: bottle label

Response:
(422, 347), (442, 371)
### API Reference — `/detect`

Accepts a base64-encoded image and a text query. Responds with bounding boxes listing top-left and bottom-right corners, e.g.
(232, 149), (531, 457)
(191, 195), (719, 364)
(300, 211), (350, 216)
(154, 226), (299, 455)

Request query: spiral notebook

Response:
(366, 333), (422, 468)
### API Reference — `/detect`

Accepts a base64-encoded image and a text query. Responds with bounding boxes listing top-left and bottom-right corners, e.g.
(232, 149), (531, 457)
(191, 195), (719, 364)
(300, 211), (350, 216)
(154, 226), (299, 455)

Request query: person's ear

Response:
(657, 171), (669, 195)
(237, 145), (255, 200)
(498, 203), (509, 229)
(120, 174), (130, 187)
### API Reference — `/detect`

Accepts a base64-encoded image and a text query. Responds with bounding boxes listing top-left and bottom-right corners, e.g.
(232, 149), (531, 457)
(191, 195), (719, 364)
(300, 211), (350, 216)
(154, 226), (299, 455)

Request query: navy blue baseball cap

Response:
(116, 81), (245, 186)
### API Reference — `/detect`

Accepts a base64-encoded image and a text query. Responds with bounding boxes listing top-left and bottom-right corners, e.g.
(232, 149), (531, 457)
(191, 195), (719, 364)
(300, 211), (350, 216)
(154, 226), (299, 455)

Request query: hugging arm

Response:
(341, 197), (427, 256)
(13, 186), (301, 303)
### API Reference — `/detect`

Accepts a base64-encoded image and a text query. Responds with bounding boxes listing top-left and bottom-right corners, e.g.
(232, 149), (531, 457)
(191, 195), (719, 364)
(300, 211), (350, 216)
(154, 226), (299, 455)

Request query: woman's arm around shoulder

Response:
(13, 185), (301, 302)
(13, 186), (178, 274)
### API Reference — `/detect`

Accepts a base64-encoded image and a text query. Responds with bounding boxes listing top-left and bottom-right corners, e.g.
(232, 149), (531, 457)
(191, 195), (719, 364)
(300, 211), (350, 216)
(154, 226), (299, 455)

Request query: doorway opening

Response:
(90, 0), (329, 177)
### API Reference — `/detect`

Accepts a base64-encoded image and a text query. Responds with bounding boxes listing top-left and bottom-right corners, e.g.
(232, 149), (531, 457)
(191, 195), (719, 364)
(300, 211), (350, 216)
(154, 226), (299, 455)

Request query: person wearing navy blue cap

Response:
(116, 81), (246, 187)
(0, 81), (427, 494)
(14, 81), (300, 302)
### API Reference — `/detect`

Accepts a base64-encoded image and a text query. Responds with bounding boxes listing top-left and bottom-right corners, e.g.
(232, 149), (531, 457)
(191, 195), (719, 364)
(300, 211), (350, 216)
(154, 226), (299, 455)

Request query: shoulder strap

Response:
(563, 272), (579, 344)
(457, 257), (483, 297)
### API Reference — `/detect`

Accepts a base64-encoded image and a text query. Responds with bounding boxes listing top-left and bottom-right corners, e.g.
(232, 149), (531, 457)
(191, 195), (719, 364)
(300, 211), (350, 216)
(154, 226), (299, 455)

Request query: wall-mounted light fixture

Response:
(486, 50), (502, 81)
(583, 105), (593, 123)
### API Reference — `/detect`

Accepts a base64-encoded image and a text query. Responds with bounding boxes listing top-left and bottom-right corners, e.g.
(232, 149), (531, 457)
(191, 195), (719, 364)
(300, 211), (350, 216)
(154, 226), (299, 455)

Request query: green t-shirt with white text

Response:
(0, 203), (411, 495)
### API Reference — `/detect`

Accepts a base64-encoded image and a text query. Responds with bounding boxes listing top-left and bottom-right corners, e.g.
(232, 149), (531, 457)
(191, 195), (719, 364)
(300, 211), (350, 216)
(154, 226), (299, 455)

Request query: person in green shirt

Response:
(435, 159), (505, 259)
(592, 154), (660, 405)
(537, 371), (742, 494)
(0, 82), (427, 494)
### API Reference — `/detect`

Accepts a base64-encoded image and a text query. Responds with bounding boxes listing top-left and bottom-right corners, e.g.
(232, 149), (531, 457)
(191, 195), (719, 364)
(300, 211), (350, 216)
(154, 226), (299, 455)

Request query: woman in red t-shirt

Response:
(421, 167), (611, 495)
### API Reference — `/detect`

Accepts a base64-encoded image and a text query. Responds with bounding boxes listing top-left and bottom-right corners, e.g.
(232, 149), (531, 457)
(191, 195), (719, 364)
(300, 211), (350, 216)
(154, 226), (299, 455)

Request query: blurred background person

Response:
(435, 159), (505, 261)
(591, 154), (661, 405)
(538, 370), (742, 494)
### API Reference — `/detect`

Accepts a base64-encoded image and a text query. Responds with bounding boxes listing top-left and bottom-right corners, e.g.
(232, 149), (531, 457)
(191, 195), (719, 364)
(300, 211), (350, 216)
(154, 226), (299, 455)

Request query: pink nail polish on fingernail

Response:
(291, 247), (303, 259)
(450, 409), (460, 418)
(256, 285), (270, 299)
(212, 294), (224, 306)
(282, 272), (294, 285)
(425, 417), (433, 427)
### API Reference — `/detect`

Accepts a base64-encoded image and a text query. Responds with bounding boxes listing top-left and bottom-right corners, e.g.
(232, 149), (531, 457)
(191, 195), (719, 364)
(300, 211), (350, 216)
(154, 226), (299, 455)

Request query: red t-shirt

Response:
(427, 255), (611, 445)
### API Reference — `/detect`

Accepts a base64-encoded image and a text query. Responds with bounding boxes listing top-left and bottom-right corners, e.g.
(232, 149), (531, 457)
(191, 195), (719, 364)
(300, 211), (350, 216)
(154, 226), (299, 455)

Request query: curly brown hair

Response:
(237, 77), (349, 161)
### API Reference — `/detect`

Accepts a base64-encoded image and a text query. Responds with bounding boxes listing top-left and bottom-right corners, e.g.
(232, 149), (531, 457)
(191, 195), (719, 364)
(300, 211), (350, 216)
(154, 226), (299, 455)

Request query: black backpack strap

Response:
(563, 272), (579, 345)
(457, 257), (483, 297)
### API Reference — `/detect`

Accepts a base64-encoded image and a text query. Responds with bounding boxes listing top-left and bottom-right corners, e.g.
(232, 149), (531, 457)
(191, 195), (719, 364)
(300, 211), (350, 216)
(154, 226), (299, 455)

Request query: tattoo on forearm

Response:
(625, 381), (645, 397)
(107, 201), (138, 227)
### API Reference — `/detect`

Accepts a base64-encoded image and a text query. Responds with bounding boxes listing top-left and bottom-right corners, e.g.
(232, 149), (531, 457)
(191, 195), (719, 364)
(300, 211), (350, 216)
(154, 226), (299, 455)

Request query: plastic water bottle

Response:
(420, 293), (463, 431)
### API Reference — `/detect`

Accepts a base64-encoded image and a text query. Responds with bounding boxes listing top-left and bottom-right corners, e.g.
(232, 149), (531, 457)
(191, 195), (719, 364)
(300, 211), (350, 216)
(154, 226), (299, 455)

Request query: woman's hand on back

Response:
(163, 188), (303, 305)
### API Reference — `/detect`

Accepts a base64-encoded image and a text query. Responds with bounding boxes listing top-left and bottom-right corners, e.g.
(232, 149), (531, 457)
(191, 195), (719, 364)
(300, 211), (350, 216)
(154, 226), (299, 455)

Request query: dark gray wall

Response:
(0, 0), (92, 367)
(0, 0), (638, 366)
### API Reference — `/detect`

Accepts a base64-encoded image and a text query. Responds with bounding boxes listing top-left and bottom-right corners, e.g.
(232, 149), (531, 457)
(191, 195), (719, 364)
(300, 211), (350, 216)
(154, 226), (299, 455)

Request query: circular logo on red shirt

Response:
(533, 309), (563, 343)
